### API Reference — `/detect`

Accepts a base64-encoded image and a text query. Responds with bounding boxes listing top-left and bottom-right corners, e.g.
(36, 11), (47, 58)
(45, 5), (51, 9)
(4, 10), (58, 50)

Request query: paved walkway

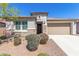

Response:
(49, 35), (79, 56)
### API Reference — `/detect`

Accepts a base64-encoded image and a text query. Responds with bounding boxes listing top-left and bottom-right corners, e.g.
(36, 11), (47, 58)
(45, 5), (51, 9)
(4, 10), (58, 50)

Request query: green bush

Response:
(0, 53), (11, 56)
(0, 39), (2, 44)
(26, 34), (40, 51)
(37, 53), (49, 56)
(25, 35), (28, 40)
(14, 34), (21, 46)
(0, 35), (6, 40)
(39, 33), (49, 44)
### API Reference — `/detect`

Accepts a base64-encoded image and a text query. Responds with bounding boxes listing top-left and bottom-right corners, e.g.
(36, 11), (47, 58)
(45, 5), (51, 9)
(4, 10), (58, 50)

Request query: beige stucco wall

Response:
(28, 20), (36, 29)
(43, 25), (47, 34)
(15, 29), (36, 37)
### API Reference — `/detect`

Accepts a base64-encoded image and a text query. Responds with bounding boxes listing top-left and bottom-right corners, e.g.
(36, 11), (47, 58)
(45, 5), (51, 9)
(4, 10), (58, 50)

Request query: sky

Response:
(9, 3), (79, 19)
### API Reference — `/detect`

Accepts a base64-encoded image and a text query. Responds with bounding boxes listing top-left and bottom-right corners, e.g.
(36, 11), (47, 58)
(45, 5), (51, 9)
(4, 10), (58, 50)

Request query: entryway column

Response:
(71, 21), (76, 35)
(43, 20), (47, 34)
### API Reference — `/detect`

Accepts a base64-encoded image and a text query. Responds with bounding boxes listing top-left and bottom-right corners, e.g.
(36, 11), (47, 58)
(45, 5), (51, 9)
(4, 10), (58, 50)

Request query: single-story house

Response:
(0, 12), (78, 36)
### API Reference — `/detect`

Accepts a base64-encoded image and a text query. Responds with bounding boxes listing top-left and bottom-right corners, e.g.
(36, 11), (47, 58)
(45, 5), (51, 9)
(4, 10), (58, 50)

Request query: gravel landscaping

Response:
(0, 37), (66, 56)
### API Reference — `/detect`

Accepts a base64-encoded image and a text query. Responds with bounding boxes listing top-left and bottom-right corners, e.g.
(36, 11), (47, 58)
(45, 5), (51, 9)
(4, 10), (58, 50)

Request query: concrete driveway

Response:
(49, 35), (79, 56)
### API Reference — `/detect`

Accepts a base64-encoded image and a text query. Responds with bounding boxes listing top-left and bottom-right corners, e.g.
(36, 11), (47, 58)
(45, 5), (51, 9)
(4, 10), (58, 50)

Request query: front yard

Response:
(0, 36), (66, 56)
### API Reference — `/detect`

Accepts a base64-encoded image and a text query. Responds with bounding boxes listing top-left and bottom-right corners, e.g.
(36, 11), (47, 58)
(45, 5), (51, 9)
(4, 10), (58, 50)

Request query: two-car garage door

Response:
(47, 23), (71, 35)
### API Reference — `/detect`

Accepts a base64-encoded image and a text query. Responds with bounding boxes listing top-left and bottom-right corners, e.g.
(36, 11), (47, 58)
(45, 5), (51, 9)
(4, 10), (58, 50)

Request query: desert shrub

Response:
(0, 35), (6, 40)
(0, 39), (2, 44)
(26, 34), (40, 51)
(39, 33), (49, 44)
(14, 34), (21, 46)
(0, 53), (11, 56)
(37, 52), (49, 56)
(25, 35), (28, 40)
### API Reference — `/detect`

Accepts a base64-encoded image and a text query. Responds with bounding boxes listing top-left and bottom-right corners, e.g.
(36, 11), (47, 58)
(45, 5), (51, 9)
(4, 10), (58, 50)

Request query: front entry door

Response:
(37, 23), (42, 34)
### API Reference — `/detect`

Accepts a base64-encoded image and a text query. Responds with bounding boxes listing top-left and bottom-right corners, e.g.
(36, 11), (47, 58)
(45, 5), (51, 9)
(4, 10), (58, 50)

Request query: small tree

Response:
(0, 3), (20, 37)
(0, 3), (20, 21)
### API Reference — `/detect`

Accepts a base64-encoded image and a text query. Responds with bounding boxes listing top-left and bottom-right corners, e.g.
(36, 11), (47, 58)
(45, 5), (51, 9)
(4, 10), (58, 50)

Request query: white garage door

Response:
(47, 23), (71, 35)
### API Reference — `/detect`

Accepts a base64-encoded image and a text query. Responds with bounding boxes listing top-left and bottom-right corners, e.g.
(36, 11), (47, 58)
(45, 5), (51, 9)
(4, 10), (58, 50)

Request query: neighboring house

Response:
(0, 19), (6, 36)
(0, 12), (78, 36)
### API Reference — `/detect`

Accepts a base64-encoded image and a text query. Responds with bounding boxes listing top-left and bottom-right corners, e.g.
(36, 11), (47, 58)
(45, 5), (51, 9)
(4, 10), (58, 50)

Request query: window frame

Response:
(14, 21), (28, 32)
(15, 21), (21, 30)
(22, 21), (28, 30)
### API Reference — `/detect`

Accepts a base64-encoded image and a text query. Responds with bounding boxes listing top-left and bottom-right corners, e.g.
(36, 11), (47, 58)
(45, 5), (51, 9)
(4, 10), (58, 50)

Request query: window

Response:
(15, 21), (21, 30)
(22, 21), (27, 30)
(0, 22), (6, 28)
(15, 21), (27, 30)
